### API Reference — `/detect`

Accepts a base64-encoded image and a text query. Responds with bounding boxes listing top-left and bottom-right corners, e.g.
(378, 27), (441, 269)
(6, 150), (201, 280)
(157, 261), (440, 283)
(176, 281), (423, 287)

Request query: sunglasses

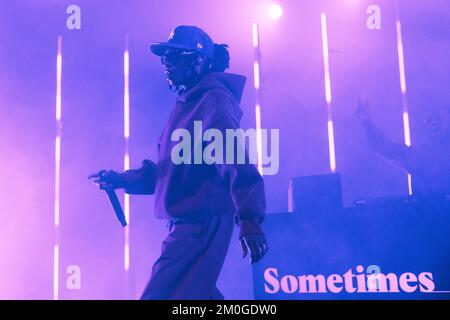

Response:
(160, 50), (196, 66)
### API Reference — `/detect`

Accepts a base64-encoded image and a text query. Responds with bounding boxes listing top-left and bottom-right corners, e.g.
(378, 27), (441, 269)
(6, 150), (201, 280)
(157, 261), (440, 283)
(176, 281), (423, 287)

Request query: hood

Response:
(177, 72), (247, 104)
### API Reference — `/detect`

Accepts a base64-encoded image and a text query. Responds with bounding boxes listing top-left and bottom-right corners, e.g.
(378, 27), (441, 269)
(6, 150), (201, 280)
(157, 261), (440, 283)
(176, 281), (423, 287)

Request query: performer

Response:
(356, 100), (450, 195)
(90, 25), (268, 299)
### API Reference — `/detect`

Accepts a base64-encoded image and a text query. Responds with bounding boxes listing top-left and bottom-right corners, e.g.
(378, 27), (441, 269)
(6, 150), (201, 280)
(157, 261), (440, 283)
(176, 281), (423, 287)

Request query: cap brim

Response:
(150, 42), (196, 56)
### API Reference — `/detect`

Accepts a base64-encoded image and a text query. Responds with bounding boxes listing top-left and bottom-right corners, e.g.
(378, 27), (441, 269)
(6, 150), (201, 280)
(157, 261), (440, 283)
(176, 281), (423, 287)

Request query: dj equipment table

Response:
(252, 195), (450, 299)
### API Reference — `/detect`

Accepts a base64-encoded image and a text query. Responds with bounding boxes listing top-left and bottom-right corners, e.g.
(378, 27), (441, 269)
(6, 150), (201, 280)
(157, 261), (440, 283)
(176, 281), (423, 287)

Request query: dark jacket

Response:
(122, 72), (266, 238)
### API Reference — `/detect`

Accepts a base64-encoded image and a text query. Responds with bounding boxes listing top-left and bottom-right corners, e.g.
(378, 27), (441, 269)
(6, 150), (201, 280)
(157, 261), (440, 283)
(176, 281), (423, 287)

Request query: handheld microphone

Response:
(105, 188), (127, 227)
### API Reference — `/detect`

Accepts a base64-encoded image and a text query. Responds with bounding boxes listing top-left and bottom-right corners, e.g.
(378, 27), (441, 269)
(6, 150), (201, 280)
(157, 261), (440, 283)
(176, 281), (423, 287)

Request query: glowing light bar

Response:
(407, 174), (413, 196)
(397, 21), (411, 147)
(124, 154), (130, 171)
(54, 136), (60, 227)
(253, 62), (260, 90)
(56, 50), (62, 120)
(396, 21), (407, 94)
(255, 104), (263, 174)
(396, 18), (413, 194)
(123, 35), (131, 273)
(124, 50), (130, 139)
(252, 23), (259, 48)
(53, 244), (59, 300)
(327, 120), (337, 172)
(252, 23), (263, 175)
(321, 13), (332, 105)
(320, 13), (337, 172)
(53, 36), (62, 300)
(403, 111), (411, 147)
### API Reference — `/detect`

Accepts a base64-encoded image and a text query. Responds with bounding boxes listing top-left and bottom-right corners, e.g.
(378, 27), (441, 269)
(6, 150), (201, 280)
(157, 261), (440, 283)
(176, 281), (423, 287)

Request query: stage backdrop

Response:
(1, 0), (450, 299)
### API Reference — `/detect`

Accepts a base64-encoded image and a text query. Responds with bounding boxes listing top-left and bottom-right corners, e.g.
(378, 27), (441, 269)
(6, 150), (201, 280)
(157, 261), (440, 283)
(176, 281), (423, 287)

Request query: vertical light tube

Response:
(54, 136), (60, 227)
(53, 35), (62, 300)
(321, 14), (332, 106)
(53, 244), (59, 300)
(253, 62), (260, 90)
(402, 111), (411, 147)
(396, 21), (407, 96)
(252, 22), (259, 48)
(321, 13), (337, 172)
(123, 35), (131, 276)
(252, 23), (263, 175)
(396, 18), (413, 195)
(407, 174), (413, 196)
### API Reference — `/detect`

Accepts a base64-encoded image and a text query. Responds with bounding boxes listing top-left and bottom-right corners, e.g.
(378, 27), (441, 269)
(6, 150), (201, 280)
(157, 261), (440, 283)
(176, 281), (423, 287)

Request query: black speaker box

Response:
(288, 173), (343, 213)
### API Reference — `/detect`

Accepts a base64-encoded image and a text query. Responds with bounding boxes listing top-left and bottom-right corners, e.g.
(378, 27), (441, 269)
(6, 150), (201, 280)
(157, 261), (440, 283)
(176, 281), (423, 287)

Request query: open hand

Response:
(355, 98), (371, 123)
(240, 234), (269, 264)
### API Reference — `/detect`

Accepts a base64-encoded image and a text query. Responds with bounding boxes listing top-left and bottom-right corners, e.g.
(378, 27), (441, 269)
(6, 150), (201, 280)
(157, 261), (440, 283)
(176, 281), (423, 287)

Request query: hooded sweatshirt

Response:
(122, 72), (266, 238)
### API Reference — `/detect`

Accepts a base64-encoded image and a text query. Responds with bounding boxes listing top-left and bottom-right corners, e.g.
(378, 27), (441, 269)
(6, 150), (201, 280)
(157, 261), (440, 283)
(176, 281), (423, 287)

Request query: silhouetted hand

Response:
(88, 169), (125, 190)
(356, 98), (371, 123)
(240, 234), (269, 264)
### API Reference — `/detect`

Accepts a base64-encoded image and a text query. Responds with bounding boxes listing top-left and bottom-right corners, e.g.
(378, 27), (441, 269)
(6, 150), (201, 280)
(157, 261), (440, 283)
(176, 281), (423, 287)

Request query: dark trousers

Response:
(140, 212), (234, 300)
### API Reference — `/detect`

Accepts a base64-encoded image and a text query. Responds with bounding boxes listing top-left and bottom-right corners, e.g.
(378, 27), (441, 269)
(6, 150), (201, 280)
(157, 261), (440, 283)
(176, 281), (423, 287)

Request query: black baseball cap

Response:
(150, 25), (215, 59)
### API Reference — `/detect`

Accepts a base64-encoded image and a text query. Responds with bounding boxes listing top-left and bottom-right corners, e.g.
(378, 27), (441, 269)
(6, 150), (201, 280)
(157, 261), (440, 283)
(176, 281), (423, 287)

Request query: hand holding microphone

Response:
(88, 169), (125, 190)
(88, 169), (128, 227)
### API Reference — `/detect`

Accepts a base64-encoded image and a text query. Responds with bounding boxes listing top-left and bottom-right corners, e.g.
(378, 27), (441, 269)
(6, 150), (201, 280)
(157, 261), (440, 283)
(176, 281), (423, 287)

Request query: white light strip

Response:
(53, 36), (62, 300)
(56, 38), (62, 121)
(403, 111), (411, 147)
(407, 174), (413, 196)
(252, 22), (259, 48)
(396, 18), (413, 194)
(397, 21), (411, 147)
(124, 50), (130, 139)
(124, 153), (130, 171)
(54, 136), (60, 227)
(253, 62), (260, 90)
(396, 20), (407, 95)
(321, 13), (337, 172)
(53, 244), (59, 300)
(123, 36), (131, 273)
(252, 23), (263, 175)
(321, 13), (332, 105)
(124, 98), (130, 138)
(255, 104), (263, 174)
